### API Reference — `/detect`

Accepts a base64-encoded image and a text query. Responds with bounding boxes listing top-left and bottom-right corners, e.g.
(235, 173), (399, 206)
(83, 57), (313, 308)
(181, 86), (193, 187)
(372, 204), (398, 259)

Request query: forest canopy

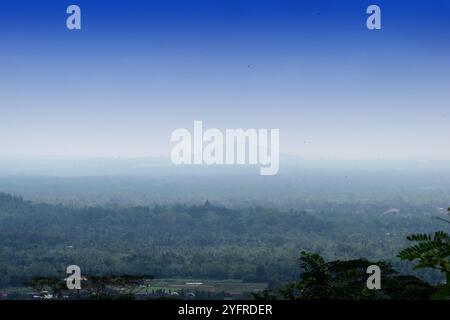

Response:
(0, 192), (446, 291)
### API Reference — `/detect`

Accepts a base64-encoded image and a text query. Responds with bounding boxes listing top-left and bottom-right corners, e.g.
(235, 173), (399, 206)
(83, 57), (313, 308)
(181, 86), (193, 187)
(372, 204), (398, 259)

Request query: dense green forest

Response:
(254, 251), (443, 300)
(0, 192), (446, 294)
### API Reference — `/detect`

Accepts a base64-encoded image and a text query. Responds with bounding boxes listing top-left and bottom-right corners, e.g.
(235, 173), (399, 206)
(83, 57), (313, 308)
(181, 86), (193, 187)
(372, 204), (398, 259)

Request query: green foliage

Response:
(27, 274), (153, 300)
(293, 252), (331, 299)
(255, 251), (433, 300)
(0, 192), (446, 297)
(398, 207), (450, 299)
(398, 236), (450, 274)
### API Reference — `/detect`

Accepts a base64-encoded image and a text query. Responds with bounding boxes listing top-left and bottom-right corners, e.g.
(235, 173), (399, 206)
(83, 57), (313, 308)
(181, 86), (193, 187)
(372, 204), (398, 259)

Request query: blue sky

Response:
(0, 0), (449, 160)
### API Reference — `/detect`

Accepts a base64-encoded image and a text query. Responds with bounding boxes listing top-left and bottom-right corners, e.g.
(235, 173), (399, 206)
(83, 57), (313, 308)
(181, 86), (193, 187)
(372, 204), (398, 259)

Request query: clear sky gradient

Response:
(1, 0), (449, 160)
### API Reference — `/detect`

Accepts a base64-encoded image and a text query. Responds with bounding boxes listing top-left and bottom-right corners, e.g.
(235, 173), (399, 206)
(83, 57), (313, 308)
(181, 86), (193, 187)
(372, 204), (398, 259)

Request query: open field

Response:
(143, 279), (268, 297)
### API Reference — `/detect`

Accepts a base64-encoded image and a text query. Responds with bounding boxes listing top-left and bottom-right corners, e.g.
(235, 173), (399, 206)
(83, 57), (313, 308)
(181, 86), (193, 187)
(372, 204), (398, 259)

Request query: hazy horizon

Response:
(2, 155), (450, 177)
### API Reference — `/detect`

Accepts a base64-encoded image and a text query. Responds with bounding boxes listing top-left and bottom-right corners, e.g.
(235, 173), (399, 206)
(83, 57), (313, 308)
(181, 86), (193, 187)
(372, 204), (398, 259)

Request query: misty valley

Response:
(0, 166), (449, 299)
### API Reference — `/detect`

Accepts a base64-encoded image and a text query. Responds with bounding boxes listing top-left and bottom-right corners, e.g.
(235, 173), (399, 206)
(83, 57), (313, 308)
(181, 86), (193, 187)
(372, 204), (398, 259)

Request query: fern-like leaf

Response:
(406, 234), (431, 241)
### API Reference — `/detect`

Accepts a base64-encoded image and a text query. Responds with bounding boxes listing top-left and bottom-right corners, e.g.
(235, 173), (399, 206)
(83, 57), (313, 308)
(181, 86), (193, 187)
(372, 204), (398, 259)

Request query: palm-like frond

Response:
(399, 213), (450, 299)
(406, 234), (431, 241)
(435, 217), (450, 224)
(398, 231), (450, 262)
